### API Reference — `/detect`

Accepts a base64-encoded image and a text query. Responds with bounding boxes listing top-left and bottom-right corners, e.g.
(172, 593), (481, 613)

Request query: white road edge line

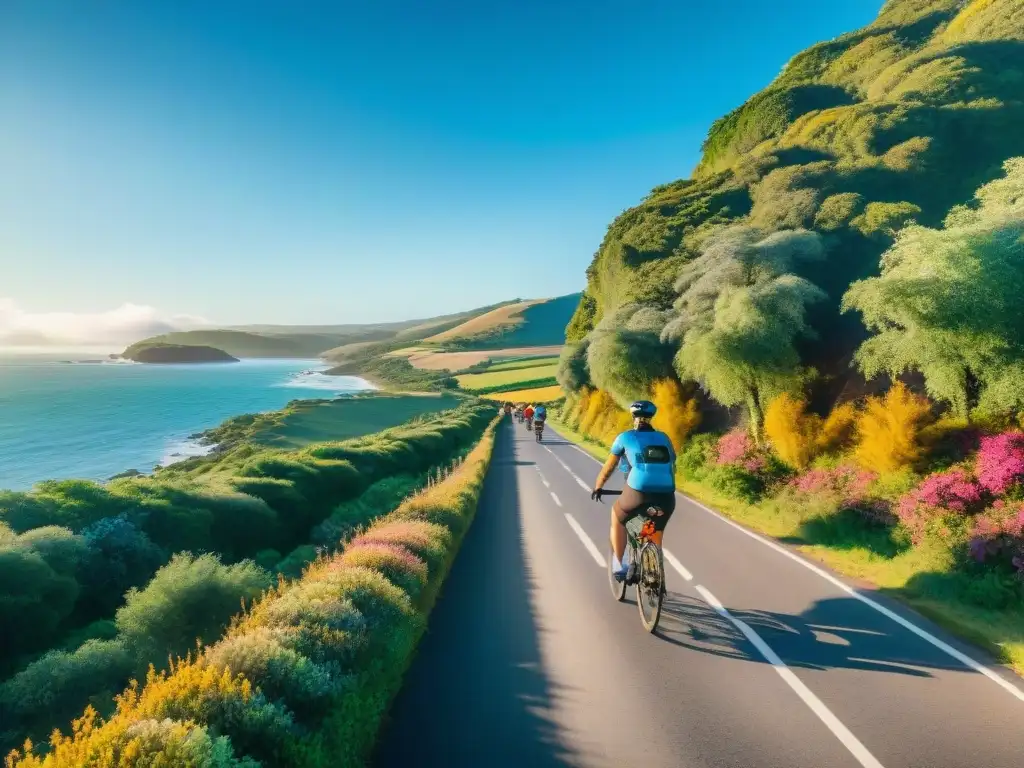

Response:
(547, 426), (1024, 700)
(684, 494), (1024, 701)
(550, 492), (563, 507)
(663, 549), (693, 581)
(695, 585), (885, 768)
(564, 513), (606, 567)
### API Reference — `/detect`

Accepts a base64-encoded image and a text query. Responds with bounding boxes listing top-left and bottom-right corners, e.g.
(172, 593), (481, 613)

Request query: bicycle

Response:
(594, 490), (666, 633)
(534, 419), (545, 442)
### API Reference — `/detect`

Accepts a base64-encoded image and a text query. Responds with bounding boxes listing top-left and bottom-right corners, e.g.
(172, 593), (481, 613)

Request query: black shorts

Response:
(613, 485), (676, 533)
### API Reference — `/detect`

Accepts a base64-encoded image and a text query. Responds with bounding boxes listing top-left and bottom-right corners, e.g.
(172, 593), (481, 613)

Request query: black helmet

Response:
(629, 400), (657, 419)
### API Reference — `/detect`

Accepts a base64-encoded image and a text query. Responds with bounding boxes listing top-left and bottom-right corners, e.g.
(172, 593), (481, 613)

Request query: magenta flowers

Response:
(975, 432), (1024, 496)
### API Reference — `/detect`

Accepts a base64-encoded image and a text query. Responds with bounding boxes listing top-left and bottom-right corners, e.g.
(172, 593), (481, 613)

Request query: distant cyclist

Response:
(533, 403), (547, 441)
(590, 400), (676, 581)
(523, 403), (535, 430)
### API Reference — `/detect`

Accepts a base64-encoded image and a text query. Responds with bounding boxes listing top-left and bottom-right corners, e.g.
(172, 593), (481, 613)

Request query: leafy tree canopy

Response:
(843, 157), (1024, 416)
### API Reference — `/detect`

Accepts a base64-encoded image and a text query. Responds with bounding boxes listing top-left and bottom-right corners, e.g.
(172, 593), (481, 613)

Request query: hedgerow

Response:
(0, 400), (494, 757)
(4, 416), (500, 768)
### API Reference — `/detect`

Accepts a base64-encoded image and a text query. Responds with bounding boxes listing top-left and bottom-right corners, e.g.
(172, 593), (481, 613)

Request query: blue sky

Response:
(0, 0), (881, 330)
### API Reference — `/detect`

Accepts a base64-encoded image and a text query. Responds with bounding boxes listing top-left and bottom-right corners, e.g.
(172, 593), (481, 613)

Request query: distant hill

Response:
(127, 300), (529, 360)
(129, 330), (362, 359)
(123, 342), (238, 364)
(425, 293), (581, 350)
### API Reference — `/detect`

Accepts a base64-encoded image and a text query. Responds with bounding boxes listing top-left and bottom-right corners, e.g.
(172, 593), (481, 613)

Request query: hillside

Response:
(129, 301), (517, 360)
(122, 342), (238, 364)
(565, 0), (1024, 412)
(132, 329), (367, 358)
(427, 292), (580, 349)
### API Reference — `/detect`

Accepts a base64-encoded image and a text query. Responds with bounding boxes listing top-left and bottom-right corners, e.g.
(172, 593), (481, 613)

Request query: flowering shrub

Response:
(975, 432), (1024, 496)
(765, 394), (819, 469)
(651, 378), (701, 451)
(716, 429), (753, 466)
(790, 465), (876, 501)
(854, 382), (932, 473)
(968, 501), (1024, 574)
(896, 468), (984, 543)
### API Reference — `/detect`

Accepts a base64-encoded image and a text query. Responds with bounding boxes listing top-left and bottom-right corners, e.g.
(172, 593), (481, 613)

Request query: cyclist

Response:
(533, 403), (547, 440)
(590, 400), (676, 581)
(523, 403), (535, 430)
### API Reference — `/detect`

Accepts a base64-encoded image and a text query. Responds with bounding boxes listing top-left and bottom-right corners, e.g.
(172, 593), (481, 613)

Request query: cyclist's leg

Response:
(609, 503), (628, 565)
(611, 486), (644, 570)
(646, 492), (677, 548)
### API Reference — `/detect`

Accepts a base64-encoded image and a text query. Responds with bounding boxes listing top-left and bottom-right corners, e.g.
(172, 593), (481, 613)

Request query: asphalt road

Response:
(374, 419), (1024, 768)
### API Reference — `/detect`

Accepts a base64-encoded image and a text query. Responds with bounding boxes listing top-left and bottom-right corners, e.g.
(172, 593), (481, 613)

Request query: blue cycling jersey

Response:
(610, 427), (676, 493)
(534, 406), (547, 420)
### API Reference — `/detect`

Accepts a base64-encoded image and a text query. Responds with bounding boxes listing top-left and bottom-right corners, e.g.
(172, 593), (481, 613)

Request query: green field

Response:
(456, 362), (558, 391)
(200, 393), (465, 451)
(484, 355), (559, 372)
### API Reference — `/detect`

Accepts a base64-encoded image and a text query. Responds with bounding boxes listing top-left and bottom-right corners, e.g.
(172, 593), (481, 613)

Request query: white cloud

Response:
(0, 299), (209, 347)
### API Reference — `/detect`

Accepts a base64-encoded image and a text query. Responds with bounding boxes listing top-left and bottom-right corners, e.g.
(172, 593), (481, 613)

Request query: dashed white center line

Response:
(550, 492), (562, 507)
(663, 549), (693, 581)
(542, 445), (593, 492)
(534, 466), (551, 488)
(564, 513), (606, 567)
(694, 584), (885, 768)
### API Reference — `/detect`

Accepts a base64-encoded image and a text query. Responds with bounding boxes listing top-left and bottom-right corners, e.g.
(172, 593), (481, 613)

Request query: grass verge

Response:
(550, 419), (1024, 677)
(5, 416), (503, 768)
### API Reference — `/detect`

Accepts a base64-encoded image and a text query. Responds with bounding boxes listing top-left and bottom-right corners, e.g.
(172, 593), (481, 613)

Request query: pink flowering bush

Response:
(716, 429), (752, 465)
(975, 432), (1024, 496)
(968, 500), (1024, 574)
(790, 465), (876, 499)
(715, 430), (772, 473)
(896, 468), (985, 543)
(789, 465), (890, 524)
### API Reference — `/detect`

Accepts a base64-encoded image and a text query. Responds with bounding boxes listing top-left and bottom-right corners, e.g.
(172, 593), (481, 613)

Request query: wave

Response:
(159, 437), (215, 467)
(276, 369), (376, 393)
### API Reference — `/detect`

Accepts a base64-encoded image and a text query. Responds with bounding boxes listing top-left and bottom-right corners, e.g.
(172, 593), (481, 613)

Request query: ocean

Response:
(0, 355), (373, 491)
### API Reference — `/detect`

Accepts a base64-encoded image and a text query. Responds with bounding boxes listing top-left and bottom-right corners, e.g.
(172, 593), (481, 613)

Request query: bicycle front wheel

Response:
(636, 542), (665, 633)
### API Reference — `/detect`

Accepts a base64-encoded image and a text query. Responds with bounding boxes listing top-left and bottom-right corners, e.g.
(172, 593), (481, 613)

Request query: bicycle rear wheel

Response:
(608, 547), (627, 601)
(636, 542), (665, 633)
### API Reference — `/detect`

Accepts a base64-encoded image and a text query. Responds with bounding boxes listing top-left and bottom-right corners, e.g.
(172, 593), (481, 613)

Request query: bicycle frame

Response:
(598, 490), (666, 632)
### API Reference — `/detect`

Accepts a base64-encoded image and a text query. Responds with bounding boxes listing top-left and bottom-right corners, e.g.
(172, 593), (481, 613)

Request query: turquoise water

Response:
(0, 356), (372, 491)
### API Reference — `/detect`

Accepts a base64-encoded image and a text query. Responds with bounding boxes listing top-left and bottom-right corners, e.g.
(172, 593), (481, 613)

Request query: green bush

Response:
(115, 554), (272, 661)
(705, 464), (764, 503)
(0, 639), (135, 743)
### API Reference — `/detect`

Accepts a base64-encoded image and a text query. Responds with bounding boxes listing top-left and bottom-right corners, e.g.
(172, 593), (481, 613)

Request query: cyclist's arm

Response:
(594, 435), (626, 491)
(593, 454), (620, 491)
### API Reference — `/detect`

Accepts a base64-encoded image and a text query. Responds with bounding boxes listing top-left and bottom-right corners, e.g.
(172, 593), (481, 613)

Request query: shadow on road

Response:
(656, 592), (966, 678)
(373, 420), (580, 767)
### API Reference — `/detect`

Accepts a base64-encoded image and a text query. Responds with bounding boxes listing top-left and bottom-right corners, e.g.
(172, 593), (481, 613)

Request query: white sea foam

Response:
(159, 437), (216, 467)
(276, 369), (376, 392)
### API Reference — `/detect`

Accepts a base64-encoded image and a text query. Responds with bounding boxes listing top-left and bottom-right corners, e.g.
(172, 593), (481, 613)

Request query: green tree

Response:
(842, 157), (1024, 417)
(677, 275), (825, 437)
(662, 225), (827, 435)
(556, 341), (591, 393)
(585, 303), (675, 405)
